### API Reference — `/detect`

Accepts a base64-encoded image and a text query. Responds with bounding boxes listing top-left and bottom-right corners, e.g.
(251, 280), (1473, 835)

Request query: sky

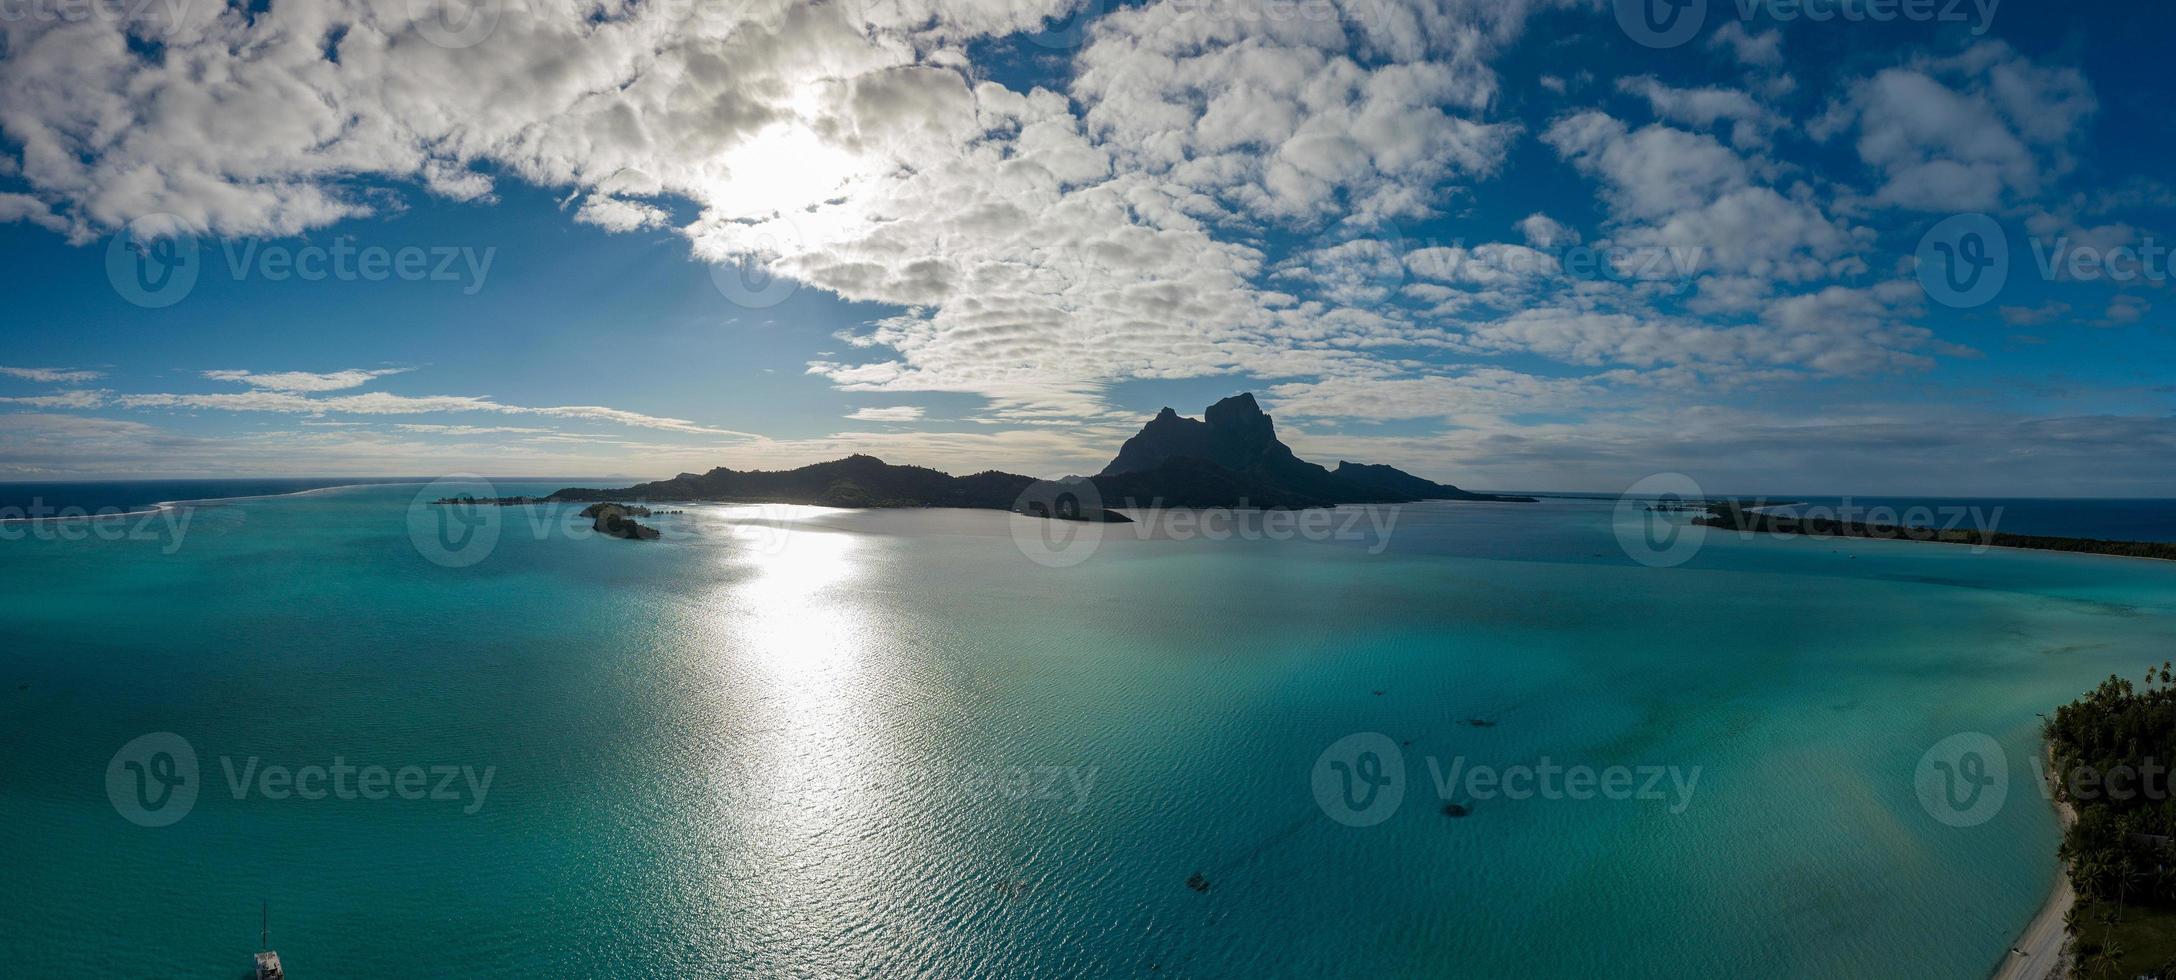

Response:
(0, 0), (2171, 495)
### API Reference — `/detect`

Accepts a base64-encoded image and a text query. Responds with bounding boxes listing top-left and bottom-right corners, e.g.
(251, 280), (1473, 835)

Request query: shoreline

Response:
(1991, 747), (2077, 980)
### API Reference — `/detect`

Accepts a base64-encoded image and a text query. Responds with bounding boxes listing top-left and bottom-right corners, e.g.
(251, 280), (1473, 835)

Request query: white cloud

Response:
(393, 423), (556, 435)
(0, 389), (108, 408)
(1266, 369), (1596, 421)
(1517, 213), (1578, 248)
(1811, 43), (2096, 212)
(846, 406), (926, 422)
(110, 385), (754, 437)
(1543, 113), (1862, 283)
(202, 368), (411, 392)
(1615, 76), (1779, 149)
(1405, 243), (1560, 288)
(0, 365), (104, 383)
(574, 195), (671, 232)
(0, 192), (66, 233)
(1709, 24), (1783, 68)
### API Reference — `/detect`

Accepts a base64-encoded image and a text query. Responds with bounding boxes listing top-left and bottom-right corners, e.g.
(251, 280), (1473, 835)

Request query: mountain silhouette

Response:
(1094, 393), (1531, 507)
(551, 394), (1532, 515)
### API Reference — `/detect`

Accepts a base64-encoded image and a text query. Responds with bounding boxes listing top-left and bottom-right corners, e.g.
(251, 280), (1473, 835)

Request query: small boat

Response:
(255, 901), (284, 979)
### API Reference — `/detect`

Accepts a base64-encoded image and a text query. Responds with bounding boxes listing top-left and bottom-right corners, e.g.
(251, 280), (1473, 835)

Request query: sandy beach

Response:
(1992, 751), (2078, 980)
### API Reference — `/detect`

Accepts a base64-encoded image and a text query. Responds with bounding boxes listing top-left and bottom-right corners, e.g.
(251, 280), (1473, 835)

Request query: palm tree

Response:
(2077, 852), (2114, 900)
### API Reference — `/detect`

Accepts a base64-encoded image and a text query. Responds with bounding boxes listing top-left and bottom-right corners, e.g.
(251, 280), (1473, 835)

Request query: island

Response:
(549, 393), (1533, 514)
(1693, 501), (2176, 562)
(580, 503), (660, 541)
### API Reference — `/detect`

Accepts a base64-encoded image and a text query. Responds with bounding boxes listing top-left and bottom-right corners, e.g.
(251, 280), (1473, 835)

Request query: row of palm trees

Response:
(2045, 669), (2176, 978)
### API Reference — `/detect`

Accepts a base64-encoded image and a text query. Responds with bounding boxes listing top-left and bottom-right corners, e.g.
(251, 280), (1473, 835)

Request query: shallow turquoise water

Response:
(4, 484), (2173, 977)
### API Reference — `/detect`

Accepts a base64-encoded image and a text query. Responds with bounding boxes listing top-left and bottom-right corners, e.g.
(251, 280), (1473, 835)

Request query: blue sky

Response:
(0, 0), (2170, 494)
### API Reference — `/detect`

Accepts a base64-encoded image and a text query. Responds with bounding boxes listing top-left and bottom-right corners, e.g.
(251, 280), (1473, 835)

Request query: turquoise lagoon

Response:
(4, 483), (2175, 977)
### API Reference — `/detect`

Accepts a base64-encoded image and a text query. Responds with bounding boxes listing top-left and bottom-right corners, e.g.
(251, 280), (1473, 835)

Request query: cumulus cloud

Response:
(1517, 213), (1578, 248)
(0, 192), (66, 233)
(1708, 23), (1782, 68)
(1614, 76), (1780, 148)
(1810, 42), (2096, 212)
(1543, 112), (1862, 283)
